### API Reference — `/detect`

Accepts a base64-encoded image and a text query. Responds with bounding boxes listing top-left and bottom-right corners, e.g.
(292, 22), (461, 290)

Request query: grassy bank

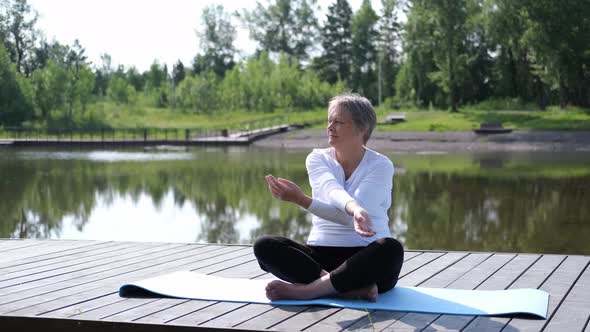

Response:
(95, 102), (590, 131)
(2, 101), (590, 135)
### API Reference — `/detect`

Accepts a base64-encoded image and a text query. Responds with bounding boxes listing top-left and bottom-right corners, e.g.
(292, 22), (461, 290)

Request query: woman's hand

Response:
(346, 201), (375, 237)
(265, 175), (311, 208)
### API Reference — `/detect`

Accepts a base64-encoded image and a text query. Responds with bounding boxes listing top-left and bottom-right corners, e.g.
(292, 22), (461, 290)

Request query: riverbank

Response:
(253, 129), (590, 153)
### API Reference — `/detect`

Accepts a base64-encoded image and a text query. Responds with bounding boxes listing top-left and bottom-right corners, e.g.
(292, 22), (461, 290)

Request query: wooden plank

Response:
(236, 252), (430, 329)
(0, 241), (70, 264)
(78, 253), (260, 324)
(0, 241), (152, 284)
(504, 255), (590, 332)
(306, 253), (491, 332)
(414, 253), (517, 332)
(204, 253), (424, 330)
(0, 241), (134, 273)
(376, 254), (491, 331)
(0, 244), (228, 313)
(234, 251), (428, 331)
(426, 253), (553, 332)
(464, 255), (570, 331)
(0, 242), (195, 297)
(133, 258), (264, 326)
(269, 252), (468, 332)
(543, 261), (589, 332)
(32, 247), (253, 320)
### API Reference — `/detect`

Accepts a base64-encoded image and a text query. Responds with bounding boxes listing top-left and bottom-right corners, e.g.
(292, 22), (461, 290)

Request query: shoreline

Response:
(253, 129), (590, 153)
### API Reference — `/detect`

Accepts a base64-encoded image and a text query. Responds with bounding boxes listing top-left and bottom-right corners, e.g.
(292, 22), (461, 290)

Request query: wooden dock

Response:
(0, 239), (587, 332)
(0, 125), (290, 148)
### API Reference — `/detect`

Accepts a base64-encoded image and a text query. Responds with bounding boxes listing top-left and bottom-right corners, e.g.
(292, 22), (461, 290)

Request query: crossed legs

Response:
(253, 236), (404, 301)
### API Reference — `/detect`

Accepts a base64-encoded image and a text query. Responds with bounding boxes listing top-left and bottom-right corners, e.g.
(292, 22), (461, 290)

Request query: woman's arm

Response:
(265, 175), (353, 226)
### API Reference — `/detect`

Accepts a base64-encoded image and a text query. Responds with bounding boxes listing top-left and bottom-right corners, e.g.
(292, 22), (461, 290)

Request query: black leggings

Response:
(253, 235), (404, 293)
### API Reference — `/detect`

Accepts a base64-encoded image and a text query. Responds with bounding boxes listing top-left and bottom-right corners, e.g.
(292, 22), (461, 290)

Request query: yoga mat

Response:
(119, 271), (549, 319)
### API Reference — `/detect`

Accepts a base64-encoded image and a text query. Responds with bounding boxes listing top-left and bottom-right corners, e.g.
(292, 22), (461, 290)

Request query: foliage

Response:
(0, 0), (589, 128)
(193, 4), (236, 77)
(315, 0), (353, 84)
(241, 0), (319, 64)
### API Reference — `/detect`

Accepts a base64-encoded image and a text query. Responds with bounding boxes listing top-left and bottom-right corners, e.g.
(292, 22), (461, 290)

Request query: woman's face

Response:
(327, 107), (365, 148)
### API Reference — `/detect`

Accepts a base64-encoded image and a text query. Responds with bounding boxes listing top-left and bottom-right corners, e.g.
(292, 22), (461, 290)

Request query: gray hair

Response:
(328, 93), (376, 144)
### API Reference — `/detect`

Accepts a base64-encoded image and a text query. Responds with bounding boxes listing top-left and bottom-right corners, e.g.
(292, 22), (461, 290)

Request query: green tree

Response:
(1, 0), (38, 75)
(519, 0), (590, 108)
(351, 0), (379, 101)
(193, 4), (236, 77)
(63, 39), (94, 120)
(315, 0), (352, 84)
(176, 72), (219, 113)
(0, 41), (32, 125)
(428, 0), (468, 112)
(241, 0), (319, 64)
(395, 0), (440, 107)
(485, 0), (534, 102)
(377, 0), (401, 102)
(108, 75), (136, 105)
(93, 53), (113, 97)
(172, 60), (185, 86)
(125, 66), (144, 92)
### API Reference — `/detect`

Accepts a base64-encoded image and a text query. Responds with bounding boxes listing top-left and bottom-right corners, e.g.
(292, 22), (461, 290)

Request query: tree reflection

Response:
(0, 148), (589, 254)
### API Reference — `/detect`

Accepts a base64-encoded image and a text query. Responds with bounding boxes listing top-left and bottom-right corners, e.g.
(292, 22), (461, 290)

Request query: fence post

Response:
(185, 129), (189, 142)
(144, 128), (147, 142)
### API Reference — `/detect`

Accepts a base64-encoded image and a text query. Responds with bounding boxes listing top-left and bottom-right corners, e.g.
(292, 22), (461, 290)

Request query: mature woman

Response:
(256, 93), (404, 302)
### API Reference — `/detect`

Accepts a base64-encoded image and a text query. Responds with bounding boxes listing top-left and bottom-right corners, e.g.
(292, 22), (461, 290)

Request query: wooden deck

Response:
(0, 239), (587, 332)
(0, 125), (290, 148)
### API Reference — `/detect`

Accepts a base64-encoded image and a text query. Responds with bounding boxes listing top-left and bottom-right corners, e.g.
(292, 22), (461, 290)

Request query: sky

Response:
(28, 0), (380, 72)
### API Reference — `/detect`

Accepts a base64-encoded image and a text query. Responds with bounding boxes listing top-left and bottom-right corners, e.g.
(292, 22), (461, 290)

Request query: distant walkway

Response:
(0, 125), (290, 148)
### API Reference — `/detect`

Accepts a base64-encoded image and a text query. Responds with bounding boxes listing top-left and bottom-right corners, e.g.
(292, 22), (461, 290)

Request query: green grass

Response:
(375, 107), (590, 131)
(3, 100), (590, 134)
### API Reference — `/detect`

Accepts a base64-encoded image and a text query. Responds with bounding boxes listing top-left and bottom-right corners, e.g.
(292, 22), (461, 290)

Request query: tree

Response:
(63, 39), (93, 120)
(519, 0), (590, 108)
(429, 0), (468, 112)
(172, 60), (185, 86)
(241, 0), (319, 64)
(125, 66), (144, 92)
(0, 41), (32, 125)
(2, 0), (38, 76)
(316, 0), (353, 84)
(351, 0), (379, 101)
(193, 4), (236, 77)
(108, 75), (136, 105)
(377, 0), (401, 102)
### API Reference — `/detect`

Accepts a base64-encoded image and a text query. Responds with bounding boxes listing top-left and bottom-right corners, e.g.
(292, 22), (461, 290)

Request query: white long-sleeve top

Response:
(305, 147), (394, 246)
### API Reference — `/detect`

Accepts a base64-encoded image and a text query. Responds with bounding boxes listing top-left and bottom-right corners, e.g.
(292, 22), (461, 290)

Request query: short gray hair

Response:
(328, 93), (376, 144)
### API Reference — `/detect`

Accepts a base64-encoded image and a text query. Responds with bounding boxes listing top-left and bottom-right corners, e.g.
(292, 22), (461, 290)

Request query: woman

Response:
(256, 93), (404, 302)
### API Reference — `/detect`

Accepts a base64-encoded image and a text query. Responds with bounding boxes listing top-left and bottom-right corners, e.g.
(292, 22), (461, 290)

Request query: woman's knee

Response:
(375, 237), (404, 262)
(253, 235), (279, 258)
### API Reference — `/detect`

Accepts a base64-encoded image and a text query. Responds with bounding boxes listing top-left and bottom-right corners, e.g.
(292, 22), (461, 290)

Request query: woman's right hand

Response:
(347, 201), (375, 237)
(265, 174), (311, 208)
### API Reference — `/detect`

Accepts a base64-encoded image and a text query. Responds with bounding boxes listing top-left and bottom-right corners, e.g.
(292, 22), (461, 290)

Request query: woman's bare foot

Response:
(338, 284), (378, 302)
(265, 280), (311, 301)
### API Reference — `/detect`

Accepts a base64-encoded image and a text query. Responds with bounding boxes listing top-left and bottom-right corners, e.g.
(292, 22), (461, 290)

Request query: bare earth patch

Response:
(253, 129), (590, 153)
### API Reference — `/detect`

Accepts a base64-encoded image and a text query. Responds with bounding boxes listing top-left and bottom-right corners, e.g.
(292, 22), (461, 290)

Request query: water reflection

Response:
(0, 147), (589, 254)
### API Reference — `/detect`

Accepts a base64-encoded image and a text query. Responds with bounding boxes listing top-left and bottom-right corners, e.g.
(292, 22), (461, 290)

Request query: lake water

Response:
(1, 146), (589, 255)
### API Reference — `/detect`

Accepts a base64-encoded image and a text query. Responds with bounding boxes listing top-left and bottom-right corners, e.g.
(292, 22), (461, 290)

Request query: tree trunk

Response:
(507, 47), (518, 98)
(536, 77), (547, 110)
(559, 75), (568, 109)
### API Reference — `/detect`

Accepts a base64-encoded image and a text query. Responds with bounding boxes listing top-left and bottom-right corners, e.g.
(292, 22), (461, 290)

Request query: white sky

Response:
(28, 0), (380, 72)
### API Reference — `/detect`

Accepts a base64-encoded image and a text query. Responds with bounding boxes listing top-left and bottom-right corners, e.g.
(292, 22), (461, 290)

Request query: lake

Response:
(1, 146), (589, 254)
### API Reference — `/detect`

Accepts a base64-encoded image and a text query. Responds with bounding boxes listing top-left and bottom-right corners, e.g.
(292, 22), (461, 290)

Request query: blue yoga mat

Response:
(119, 271), (549, 319)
